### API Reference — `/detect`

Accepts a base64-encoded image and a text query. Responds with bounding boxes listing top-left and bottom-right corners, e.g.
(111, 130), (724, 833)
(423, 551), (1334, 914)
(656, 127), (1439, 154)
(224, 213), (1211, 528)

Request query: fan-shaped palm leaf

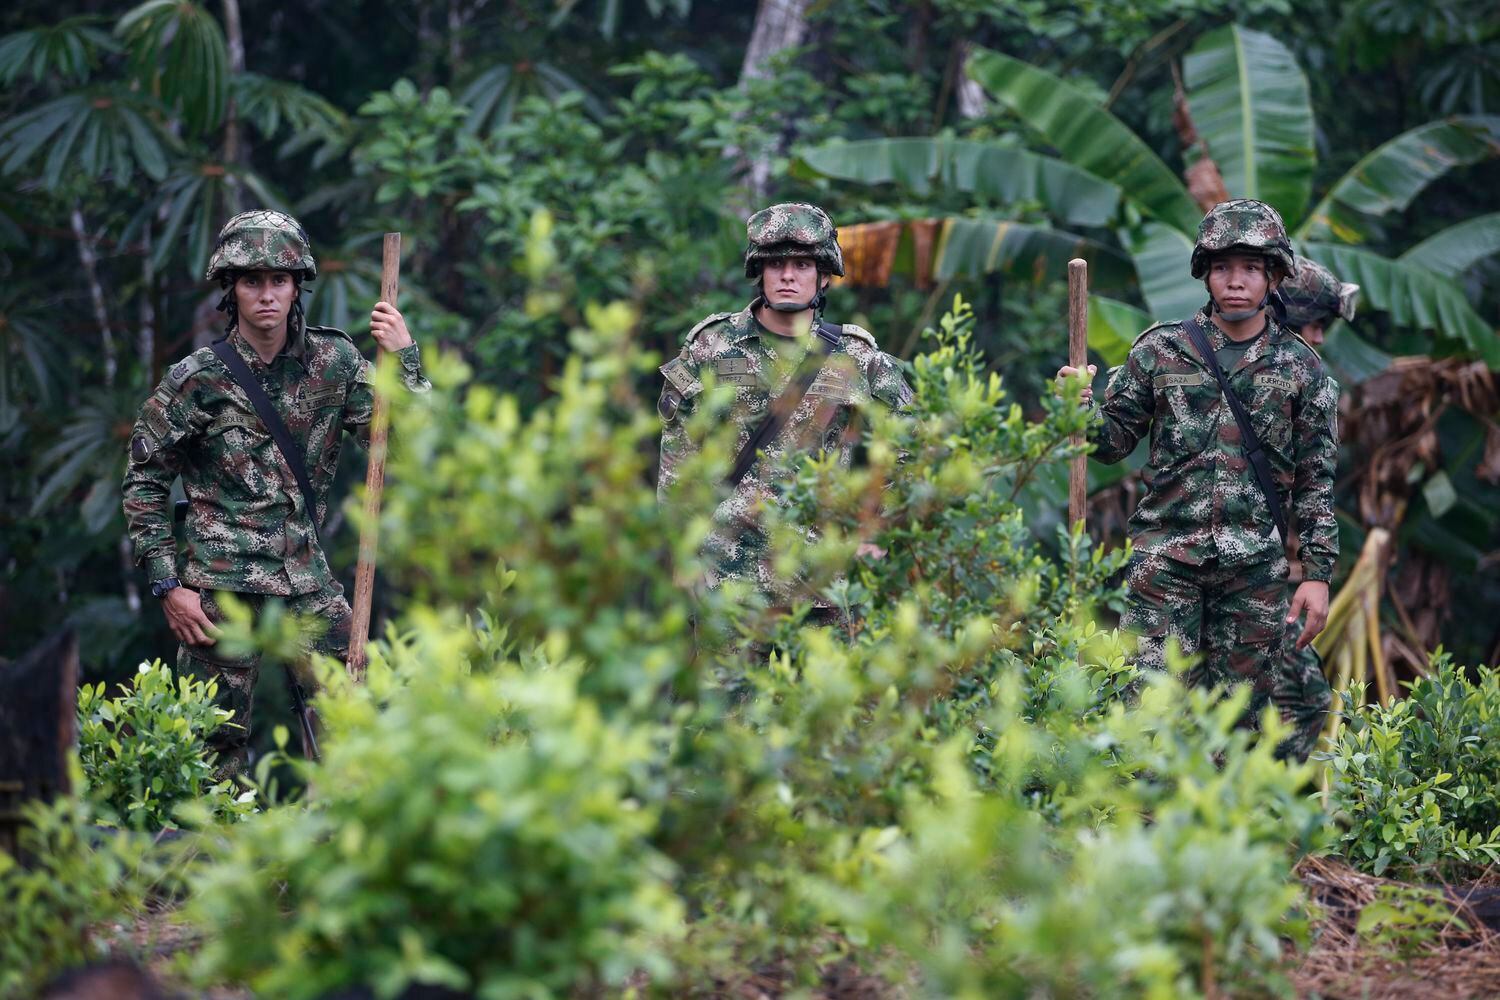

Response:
(0, 87), (175, 190)
(459, 59), (603, 137)
(966, 47), (1202, 235)
(127, 159), (285, 277)
(1182, 24), (1316, 228)
(793, 136), (1122, 228)
(230, 72), (349, 167)
(0, 15), (117, 86)
(116, 0), (228, 136)
(1299, 116), (1500, 243)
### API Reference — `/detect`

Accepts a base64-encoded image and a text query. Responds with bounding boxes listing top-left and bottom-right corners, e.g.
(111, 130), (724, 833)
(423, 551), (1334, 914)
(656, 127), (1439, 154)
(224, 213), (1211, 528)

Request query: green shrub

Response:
(77, 660), (257, 830)
(182, 260), (1320, 998)
(0, 784), (154, 996)
(1325, 652), (1500, 878)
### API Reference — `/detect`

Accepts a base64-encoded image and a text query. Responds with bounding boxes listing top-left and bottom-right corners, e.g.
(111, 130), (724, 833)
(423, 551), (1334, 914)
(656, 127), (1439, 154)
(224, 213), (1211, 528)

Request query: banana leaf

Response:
(1400, 213), (1500, 279)
(1088, 295), (1151, 367)
(1299, 116), (1500, 242)
(1120, 222), (1203, 323)
(793, 136), (1122, 228)
(1182, 25), (1315, 229)
(1317, 324), (1393, 387)
(966, 47), (1202, 236)
(931, 217), (1135, 289)
(1304, 241), (1500, 368)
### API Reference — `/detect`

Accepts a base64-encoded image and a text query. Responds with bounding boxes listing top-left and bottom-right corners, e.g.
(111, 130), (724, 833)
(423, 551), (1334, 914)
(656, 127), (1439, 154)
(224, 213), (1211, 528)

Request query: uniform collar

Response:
(729, 300), (817, 345)
(229, 321), (307, 370)
(1195, 308), (1285, 372)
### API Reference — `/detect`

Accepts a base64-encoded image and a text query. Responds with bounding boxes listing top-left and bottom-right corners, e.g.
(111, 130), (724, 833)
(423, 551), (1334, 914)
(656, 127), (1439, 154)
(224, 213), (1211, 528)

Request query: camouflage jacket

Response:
(657, 303), (912, 604)
(122, 325), (430, 596)
(1091, 309), (1340, 581)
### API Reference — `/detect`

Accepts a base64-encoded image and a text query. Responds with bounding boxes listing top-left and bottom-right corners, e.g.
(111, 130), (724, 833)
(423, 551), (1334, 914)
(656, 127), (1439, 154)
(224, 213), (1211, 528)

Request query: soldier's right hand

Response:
(1056, 364), (1097, 404)
(163, 587), (219, 646)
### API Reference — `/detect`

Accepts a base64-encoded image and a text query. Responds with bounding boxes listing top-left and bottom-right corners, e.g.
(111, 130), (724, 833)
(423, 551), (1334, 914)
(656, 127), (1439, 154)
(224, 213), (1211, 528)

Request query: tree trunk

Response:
(221, 0), (246, 213)
(734, 0), (812, 201)
(954, 41), (988, 120)
(70, 206), (117, 387)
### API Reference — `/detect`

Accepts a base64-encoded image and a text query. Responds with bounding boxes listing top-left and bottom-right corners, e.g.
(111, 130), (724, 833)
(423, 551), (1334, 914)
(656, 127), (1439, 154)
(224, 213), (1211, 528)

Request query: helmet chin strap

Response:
(1207, 287), (1272, 324)
(757, 276), (827, 315)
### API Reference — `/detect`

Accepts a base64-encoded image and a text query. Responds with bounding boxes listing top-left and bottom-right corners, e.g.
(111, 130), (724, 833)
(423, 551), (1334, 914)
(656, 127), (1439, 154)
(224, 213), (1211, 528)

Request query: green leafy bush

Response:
(182, 280), (1322, 999)
(1325, 652), (1500, 878)
(77, 660), (257, 830)
(0, 785), (154, 996)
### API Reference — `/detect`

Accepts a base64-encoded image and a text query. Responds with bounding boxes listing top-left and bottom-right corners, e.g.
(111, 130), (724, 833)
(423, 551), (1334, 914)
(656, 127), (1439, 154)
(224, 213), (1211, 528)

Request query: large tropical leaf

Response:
(0, 88), (175, 189)
(931, 217), (1136, 288)
(966, 47), (1202, 235)
(127, 159), (284, 277)
(1400, 213), (1500, 279)
(1318, 324), (1394, 387)
(793, 137), (1122, 228)
(0, 15), (117, 86)
(1304, 241), (1500, 367)
(1299, 116), (1500, 242)
(1182, 25), (1315, 228)
(1088, 295), (1152, 367)
(117, 0), (228, 136)
(458, 60), (603, 136)
(230, 72), (349, 167)
(1120, 222), (1203, 323)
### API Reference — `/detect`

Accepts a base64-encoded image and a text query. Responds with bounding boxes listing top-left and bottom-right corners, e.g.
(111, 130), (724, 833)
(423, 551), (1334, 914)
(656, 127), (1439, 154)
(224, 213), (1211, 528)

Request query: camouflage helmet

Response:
(1190, 198), (1295, 280)
(1277, 256), (1359, 328)
(205, 209), (317, 283)
(743, 202), (844, 278)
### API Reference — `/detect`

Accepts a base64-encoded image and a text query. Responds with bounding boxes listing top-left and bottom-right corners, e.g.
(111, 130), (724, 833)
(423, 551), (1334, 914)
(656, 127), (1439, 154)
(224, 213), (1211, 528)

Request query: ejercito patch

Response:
(1254, 374), (1297, 392)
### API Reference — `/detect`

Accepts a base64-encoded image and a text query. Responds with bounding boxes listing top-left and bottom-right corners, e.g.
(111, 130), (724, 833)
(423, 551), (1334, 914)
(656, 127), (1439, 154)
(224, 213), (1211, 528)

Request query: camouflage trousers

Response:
(1277, 615), (1333, 762)
(1122, 551), (1291, 734)
(176, 582), (351, 779)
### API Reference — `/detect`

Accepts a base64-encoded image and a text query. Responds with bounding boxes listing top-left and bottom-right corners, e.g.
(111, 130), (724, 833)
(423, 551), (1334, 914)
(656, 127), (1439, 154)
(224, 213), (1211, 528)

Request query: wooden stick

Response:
(1067, 258), (1089, 532)
(346, 232), (400, 679)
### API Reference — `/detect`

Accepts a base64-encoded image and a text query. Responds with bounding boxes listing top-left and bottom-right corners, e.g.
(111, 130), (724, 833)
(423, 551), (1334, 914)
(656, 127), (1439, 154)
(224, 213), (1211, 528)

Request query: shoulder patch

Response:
(1132, 320), (1177, 347)
(659, 357), (703, 397)
(165, 349), (215, 392)
(838, 323), (878, 349)
(684, 312), (732, 346)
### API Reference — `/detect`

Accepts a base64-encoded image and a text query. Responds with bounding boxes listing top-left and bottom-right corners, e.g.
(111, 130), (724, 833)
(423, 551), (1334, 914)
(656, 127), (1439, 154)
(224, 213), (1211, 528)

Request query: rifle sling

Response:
(210, 338), (323, 546)
(1181, 316), (1289, 547)
(724, 320), (842, 489)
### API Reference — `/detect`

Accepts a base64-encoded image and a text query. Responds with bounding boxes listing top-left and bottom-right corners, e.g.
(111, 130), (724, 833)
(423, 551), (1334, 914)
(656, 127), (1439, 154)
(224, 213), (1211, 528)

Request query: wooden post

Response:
(1067, 257), (1089, 532)
(346, 232), (400, 679)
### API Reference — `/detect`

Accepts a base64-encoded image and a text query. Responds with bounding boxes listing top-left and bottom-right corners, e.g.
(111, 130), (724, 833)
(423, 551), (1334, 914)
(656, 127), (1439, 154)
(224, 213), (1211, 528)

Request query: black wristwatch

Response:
(151, 577), (182, 599)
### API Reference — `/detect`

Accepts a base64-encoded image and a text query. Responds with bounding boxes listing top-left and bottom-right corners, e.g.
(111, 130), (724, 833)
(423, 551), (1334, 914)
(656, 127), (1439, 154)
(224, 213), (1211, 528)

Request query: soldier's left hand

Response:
(370, 301), (414, 352)
(1287, 580), (1330, 649)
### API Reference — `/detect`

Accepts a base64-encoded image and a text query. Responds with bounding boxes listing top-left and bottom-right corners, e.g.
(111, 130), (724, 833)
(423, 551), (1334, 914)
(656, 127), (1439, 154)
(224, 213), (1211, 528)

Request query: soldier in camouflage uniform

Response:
(657, 203), (911, 643)
(1057, 200), (1340, 752)
(1265, 255), (1359, 759)
(122, 210), (431, 777)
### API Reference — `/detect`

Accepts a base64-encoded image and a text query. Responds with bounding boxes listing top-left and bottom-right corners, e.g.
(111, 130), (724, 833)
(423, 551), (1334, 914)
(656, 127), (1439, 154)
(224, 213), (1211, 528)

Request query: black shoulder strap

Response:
(1181, 316), (1288, 547)
(211, 339), (323, 544)
(724, 320), (841, 489)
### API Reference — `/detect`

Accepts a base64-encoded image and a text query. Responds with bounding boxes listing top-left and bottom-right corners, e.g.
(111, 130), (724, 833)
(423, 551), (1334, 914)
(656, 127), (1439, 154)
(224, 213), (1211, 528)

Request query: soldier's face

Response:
(1206, 254), (1276, 313)
(761, 256), (826, 307)
(1299, 320), (1327, 346)
(235, 270), (297, 336)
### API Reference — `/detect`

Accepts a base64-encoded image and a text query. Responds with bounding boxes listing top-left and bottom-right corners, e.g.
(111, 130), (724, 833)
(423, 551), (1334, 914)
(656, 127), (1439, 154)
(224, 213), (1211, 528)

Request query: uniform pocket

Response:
(1152, 373), (1217, 459)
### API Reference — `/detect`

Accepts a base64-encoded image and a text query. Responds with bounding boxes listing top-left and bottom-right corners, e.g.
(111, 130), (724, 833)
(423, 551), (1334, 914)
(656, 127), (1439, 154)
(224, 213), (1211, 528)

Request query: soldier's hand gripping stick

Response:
(1067, 257), (1089, 531)
(346, 232), (400, 681)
